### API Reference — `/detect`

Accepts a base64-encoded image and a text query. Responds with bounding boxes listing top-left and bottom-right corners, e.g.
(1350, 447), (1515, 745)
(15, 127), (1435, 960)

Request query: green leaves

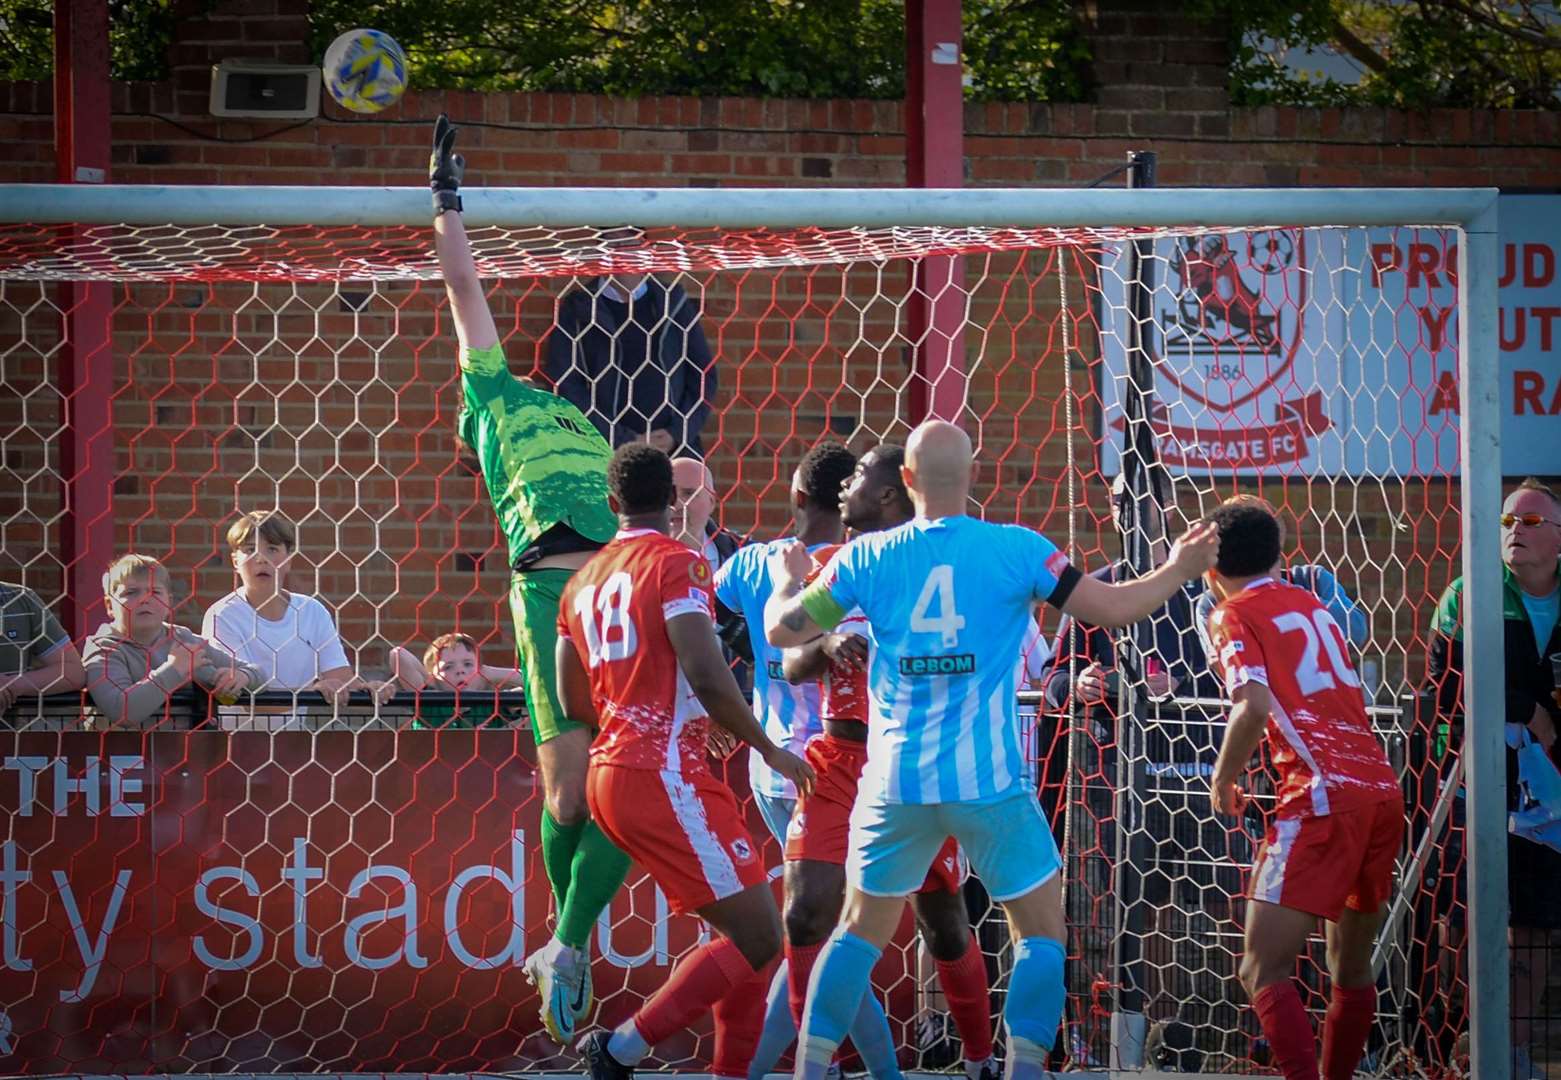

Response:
(0, 0), (1085, 103)
(17, 0), (1550, 110)
(0, 0), (187, 82)
(300, 0), (1087, 102)
(1200, 0), (1560, 110)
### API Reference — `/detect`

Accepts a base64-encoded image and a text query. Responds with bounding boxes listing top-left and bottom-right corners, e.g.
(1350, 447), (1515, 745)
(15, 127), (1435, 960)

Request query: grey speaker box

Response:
(209, 59), (320, 119)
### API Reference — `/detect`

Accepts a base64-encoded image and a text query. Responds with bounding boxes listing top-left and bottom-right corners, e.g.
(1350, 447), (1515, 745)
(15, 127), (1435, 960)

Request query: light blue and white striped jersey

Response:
(801, 516), (1076, 805)
(715, 539), (824, 799)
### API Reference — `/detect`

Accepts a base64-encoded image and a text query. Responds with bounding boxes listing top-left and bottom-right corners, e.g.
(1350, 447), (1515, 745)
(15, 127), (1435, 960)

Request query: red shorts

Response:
(587, 763), (766, 914)
(1248, 798), (1404, 921)
(784, 734), (965, 895)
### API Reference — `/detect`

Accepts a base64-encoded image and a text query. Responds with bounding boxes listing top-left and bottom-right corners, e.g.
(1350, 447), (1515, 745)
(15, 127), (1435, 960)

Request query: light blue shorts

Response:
(753, 791), (797, 848)
(846, 786), (1061, 901)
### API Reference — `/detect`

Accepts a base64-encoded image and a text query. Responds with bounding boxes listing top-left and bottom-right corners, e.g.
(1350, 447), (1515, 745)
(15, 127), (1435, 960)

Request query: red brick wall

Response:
(0, 0), (1551, 686)
(4, 79), (1559, 190)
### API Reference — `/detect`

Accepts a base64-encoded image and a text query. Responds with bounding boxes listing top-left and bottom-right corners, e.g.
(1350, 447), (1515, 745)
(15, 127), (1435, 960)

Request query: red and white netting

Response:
(0, 220), (1229, 282)
(0, 216), (1484, 1076)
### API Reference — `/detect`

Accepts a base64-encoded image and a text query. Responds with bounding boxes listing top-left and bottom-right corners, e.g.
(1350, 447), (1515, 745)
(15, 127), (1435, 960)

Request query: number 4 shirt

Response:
(558, 529), (716, 775)
(1207, 577), (1399, 820)
(800, 515), (1080, 805)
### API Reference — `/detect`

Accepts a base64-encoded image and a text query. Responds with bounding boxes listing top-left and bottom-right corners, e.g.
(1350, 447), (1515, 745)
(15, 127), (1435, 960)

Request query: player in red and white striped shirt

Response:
(1203, 499), (1402, 1080)
(557, 443), (814, 1080)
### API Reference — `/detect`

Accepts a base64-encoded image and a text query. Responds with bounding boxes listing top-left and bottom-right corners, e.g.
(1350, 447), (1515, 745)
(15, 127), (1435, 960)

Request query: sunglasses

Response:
(1501, 513), (1561, 528)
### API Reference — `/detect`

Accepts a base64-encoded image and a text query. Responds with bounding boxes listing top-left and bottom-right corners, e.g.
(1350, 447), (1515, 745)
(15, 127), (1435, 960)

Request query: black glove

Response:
(715, 600), (754, 664)
(430, 113), (464, 216)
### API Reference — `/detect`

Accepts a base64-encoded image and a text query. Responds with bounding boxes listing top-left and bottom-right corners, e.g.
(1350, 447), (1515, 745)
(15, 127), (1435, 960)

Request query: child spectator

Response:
(201, 510), (391, 726)
(83, 554), (262, 729)
(389, 632), (526, 729)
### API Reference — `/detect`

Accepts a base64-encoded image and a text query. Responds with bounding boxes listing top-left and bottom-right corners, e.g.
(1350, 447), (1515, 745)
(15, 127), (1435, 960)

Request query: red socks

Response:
(1252, 981), (1320, 1080)
(786, 939), (824, 1027)
(635, 936), (758, 1046)
(711, 960), (775, 1078)
(1321, 984), (1376, 1080)
(934, 935), (994, 1062)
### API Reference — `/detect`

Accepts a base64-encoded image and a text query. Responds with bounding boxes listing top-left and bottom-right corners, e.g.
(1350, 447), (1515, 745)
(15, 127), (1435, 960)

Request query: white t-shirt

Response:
(201, 591), (350, 690)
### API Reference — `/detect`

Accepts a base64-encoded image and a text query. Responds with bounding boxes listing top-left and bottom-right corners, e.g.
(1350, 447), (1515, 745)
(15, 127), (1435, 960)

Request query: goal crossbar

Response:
(0, 183), (1499, 229)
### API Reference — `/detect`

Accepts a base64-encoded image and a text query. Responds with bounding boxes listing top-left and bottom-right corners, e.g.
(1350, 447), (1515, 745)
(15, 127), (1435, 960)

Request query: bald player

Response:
(764, 421), (1219, 1080)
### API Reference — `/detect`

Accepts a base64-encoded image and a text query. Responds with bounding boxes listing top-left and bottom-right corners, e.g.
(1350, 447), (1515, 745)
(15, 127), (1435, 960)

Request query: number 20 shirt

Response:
(1206, 577), (1399, 820)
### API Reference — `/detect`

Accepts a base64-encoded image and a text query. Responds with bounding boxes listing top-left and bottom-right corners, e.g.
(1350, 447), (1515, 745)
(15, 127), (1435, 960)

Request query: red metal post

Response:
(54, 0), (115, 637)
(905, 0), (967, 424)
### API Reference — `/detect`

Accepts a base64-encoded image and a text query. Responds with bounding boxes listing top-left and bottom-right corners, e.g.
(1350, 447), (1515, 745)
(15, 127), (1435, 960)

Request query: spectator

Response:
(544, 273), (716, 456)
(671, 456), (745, 573)
(389, 632), (526, 729)
(1043, 468), (1212, 713)
(1424, 476), (1561, 1079)
(83, 554), (261, 729)
(0, 580), (85, 716)
(1192, 493), (1369, 660)
(201, 510), (392, 726)
(1041, 466), (1238, 1053)
(1016, 605), (1052, 792)
(672, 455), (753, 686)
(1019, 605), (1052, 689)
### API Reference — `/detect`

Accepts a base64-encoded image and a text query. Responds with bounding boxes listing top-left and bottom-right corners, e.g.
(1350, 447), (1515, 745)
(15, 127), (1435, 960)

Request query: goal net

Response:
(0, 185), (1506, 1077)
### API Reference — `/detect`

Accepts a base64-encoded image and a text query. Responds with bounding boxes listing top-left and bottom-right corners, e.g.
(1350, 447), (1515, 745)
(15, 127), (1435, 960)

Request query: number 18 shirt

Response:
(1207, 578), (1398, 820)
(557, 528), (716, 775)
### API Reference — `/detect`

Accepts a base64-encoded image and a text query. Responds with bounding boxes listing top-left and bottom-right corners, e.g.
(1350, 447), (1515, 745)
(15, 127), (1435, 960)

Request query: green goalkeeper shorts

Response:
(509, 567), (586, 746)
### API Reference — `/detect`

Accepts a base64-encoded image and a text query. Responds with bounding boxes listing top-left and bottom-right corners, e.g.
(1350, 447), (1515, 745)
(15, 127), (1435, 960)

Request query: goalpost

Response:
(0, 183), (1507, 1079)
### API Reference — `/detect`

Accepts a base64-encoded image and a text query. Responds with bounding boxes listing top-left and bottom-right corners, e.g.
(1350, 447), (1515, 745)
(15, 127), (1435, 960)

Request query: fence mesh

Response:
(0, 215), (1507, 1076)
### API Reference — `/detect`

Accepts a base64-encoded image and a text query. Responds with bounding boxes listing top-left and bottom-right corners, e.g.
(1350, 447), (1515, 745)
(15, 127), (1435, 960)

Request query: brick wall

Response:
(0, 0), (1552, 686)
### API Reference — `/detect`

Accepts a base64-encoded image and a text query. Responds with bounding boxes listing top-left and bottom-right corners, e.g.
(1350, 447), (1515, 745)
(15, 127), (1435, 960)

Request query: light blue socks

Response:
(1003, 936), (1065, 1080)
(796, 930), (883, 1080)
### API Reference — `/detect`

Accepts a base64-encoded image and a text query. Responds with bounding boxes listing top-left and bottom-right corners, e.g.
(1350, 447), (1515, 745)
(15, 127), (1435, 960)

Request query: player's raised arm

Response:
(666, 609), (814, 795)
(763, 540), (834, 648)
(430, 115), (498, 354)
(1060, 520), (1219, 628)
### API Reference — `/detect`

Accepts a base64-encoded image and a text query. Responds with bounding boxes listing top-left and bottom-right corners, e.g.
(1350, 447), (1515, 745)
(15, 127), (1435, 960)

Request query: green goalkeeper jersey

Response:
(459, 342), (617, 567)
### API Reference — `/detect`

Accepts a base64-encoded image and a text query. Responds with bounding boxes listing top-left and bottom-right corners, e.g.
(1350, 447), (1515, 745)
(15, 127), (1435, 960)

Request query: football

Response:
(322, 28), (408, 114)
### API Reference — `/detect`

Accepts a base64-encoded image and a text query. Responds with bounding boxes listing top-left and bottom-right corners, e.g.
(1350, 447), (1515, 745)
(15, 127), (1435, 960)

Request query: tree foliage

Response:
(0, 0), (181, 82)
(1206, 0), (1560, 110)
(0, 0), (1091, 102)
(303, 0), (1091, 102)
(5, 0), (1552, 110)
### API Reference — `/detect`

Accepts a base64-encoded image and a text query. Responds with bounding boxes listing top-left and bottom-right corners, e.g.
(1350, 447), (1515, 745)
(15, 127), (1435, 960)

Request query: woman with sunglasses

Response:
(1424, 476), (1561, 1079)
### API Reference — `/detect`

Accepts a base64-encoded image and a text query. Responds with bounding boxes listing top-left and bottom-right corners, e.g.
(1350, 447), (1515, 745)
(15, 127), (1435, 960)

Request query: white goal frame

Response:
(0, 183), (1507, 1080)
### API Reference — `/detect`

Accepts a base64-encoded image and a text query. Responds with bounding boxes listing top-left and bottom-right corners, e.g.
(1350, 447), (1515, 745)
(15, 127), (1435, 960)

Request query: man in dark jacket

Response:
(1044, 468), (1218, 715)
(1039, 468), (1232, 1068)
(1424, 476), (1561, 1079)
(544, 274), (716, 457)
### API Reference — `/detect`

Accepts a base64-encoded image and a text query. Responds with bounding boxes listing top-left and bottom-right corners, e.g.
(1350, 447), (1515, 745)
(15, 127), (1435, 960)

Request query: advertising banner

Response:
(1096, 194), (1560, 477)
(0, 732), (915, 1072)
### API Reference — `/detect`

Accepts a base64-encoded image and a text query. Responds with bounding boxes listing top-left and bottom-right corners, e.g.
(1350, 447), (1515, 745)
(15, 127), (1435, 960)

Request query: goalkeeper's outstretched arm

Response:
(430, 115), (498, 354)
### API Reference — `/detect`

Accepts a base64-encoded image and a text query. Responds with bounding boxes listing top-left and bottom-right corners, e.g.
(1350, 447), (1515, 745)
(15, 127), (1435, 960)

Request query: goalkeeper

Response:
(430, 114), (629, 1044)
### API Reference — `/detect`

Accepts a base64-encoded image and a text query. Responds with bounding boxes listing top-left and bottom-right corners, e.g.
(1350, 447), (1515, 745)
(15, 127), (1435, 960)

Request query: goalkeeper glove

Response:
(430, 113), (464, 216)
